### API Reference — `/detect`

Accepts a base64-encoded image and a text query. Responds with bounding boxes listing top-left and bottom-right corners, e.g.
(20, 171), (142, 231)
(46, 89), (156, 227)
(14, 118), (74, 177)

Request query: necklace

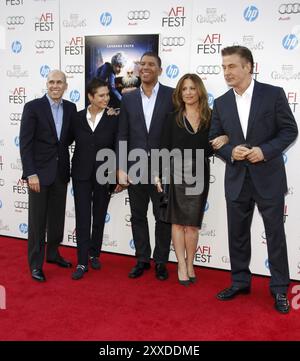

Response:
(183, 116), (199, 135)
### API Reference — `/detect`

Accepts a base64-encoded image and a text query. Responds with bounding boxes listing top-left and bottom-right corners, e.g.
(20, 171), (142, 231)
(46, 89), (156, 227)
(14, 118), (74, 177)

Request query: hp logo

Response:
(19, 223), (28, 234)
(100, 12), (112, 26)
(129, 239), (135, 250)
(265, 259), (269, 270)
(204, 201), (209, 212)
(244, 5), (259, 22)
(282, 34), (298, 50)
(11, 41), (22, 53)
(283, 153), (287, 164)
(105, 213), (110, 223)
(70, 90), (80, 103)
(40, 65), (51, 78)
(14, 136), (20, 147)
(207, 93), (215, 108)
(166, 64), (179, 79)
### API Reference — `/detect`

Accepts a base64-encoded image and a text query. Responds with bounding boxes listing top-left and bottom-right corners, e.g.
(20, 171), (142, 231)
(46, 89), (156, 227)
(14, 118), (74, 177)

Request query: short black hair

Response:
(140, 51), (161, 68)
(86, 78), (108, 96)
(221, 45), (254, 74)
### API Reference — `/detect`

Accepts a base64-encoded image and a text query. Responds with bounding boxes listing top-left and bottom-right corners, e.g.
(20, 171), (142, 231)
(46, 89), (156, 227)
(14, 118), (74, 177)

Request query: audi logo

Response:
(162, 37), (185, 46)
(9, 113), (22, 121)
(14, 201), (28, 209)
(196, 65), (221, 75)
(65, 65), (84, 74)
(279, 3), (300, 14)
(35, 40), (55, 49)
(127, 10), (150, 20)
(6, 16), (25, 25)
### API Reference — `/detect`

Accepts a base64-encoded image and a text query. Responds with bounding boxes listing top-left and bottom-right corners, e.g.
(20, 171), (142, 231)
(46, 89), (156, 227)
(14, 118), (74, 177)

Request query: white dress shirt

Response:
(234, 78), (254, 139)
(86, 106), (104, 132)
(140, 82), (160, 132)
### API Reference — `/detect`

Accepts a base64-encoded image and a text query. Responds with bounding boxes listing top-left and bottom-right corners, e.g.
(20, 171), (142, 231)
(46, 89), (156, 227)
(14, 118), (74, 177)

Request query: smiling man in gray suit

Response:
(117, 52), (174, 281)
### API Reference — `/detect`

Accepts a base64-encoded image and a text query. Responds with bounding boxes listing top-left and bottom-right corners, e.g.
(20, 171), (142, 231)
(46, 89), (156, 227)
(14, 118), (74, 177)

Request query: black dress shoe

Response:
(273, 293), (290, 314)
(31, 269), (46, 282)
(155, 263), (169, 281)
(72, 265), (88, 280)
(47, 257), (72, 268)
(89, 256), (101, 270)
(217, 285), (250, 301)
(128, 262), (151, 278)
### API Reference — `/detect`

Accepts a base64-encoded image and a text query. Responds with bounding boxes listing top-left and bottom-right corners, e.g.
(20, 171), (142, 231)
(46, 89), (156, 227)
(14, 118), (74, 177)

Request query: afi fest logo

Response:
(162, 6), (186, 27)
(0, 285), (6, 310)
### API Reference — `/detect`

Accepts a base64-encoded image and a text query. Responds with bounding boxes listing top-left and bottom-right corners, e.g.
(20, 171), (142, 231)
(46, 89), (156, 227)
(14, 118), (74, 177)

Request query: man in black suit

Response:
(117, 52), (174, 281)
(71, 78), (121, 280)
(209, 46), (298, 313)
(20, 70), (77, 282)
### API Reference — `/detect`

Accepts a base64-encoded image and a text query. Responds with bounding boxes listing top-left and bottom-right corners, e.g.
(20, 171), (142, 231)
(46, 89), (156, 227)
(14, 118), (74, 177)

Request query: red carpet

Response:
(0, 236), (299, 341)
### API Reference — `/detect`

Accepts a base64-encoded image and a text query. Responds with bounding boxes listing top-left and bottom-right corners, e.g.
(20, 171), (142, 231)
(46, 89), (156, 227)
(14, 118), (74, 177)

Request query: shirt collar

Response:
(46, 94), (63, 107)
(140, 82), (160, 96)
(234, 78), (254, 98)
(86, 106), (105, 120)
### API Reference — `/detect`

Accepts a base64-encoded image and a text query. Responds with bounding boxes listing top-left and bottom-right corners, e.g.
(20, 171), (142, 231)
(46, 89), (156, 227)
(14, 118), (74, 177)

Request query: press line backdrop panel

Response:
(0, 0), (299, 279)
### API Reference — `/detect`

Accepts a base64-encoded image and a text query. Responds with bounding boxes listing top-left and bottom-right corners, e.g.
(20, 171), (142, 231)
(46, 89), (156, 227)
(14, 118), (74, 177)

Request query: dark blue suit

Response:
(209, 80), (298, 293)
(117, 84), (174, 264)
(20, 95), (77, 270)
(71, 108), (118, 266)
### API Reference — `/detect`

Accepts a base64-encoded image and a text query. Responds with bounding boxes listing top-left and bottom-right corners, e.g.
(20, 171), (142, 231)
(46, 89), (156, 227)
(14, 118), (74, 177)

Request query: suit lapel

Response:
(246, 81), (263, 140)
(80, 107), (93, 133)
(148, 84), (163, 134)
(228, 90), (245, 141)
(60, 101), (70, 140)
(42, 95), (59, 141)
(136, 90), (148, 134)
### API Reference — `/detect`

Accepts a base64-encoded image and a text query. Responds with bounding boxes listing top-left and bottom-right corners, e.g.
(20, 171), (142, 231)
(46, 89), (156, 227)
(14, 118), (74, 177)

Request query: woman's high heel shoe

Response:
(178, 279), (190, 286)
(189, 276), (197, 283)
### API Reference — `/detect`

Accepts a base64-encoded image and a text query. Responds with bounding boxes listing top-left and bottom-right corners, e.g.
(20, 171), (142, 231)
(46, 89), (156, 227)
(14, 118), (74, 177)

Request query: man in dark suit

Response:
(209, 46), (298, 313)
(71, 78), (122, 280)
(20, 70), (77, 282)
(117, 52), (174, 281)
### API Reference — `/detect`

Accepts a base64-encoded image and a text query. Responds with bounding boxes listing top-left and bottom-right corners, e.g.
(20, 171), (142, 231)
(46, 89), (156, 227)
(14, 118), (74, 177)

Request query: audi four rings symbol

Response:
(35, 40), (55, 49)
(6, 16), (25, 25)
(10, 113), (22, 121)
(196, 65), (221, 75)
(162, 37), (186, 46)
(14, 201), (28, 209)
(279, 3), (300, 14)
(65, 65), (84, 73)
(128, 10), (150, 20)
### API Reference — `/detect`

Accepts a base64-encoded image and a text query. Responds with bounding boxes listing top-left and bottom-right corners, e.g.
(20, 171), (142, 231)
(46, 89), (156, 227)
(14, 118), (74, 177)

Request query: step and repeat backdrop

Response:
(0, 0), (299, 279)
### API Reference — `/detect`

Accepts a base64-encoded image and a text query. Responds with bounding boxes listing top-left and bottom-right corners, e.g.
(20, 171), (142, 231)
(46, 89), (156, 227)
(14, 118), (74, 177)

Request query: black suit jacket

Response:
(209, 80), (298, 201)
(19, 95), (77, 186)
(117, 83), (174, 171)
(71, 108), (119, 181)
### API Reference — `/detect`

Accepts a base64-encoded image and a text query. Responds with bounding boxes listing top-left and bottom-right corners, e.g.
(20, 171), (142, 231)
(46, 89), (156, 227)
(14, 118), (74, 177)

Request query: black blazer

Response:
(209, 80), (298, 200)
(71, 108), (119, 181)
(117, 83), (174, 170)
(19, 95), (77, 186)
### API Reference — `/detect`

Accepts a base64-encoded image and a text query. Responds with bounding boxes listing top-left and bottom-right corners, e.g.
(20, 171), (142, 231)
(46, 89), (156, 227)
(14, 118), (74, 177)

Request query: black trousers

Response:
(128, 183), (171, 264)
(226, 171), (290, 294)
(73, 177), (110, 266)
(28, 174), (67, 271)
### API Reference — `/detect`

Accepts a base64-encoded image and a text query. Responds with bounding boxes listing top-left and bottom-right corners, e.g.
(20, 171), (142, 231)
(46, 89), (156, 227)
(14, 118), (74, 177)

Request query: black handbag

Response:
(159, 181), (169, 207)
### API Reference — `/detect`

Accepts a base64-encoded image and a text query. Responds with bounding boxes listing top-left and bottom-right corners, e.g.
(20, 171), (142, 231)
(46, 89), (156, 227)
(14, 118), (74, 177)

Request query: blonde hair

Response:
(172, 73), (211, 130)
